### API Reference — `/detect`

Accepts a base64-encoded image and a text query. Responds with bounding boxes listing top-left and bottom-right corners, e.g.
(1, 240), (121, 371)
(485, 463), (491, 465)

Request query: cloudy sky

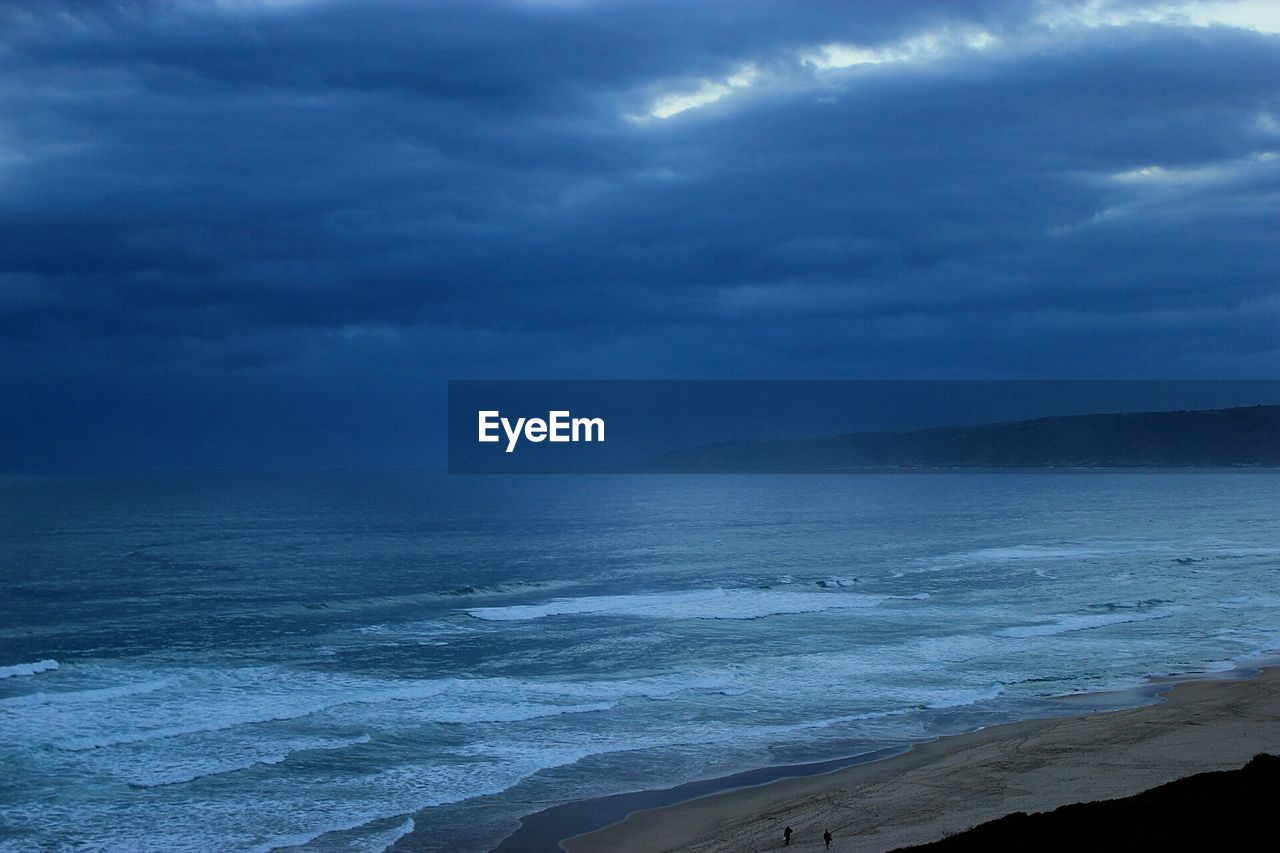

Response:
(2, 0), (1278, 469)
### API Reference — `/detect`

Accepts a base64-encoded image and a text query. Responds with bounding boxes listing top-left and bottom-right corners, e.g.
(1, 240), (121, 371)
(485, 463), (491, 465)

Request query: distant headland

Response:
(649, 404), (1280, 471)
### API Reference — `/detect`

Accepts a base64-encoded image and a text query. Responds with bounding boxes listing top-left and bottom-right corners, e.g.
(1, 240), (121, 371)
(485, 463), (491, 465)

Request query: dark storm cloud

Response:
(1, 0), (1278, 468)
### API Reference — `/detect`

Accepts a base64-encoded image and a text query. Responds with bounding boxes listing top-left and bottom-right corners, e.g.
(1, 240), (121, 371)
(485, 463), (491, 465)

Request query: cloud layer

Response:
(2, 0), (1278, 467)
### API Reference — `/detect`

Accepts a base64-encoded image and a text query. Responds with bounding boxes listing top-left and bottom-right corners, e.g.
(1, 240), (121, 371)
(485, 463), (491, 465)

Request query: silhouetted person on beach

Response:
(823, 828), (833, 849)
(783, 825), (792, 846)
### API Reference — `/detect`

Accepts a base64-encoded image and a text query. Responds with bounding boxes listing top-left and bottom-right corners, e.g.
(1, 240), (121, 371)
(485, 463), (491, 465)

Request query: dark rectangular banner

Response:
(448, 380), (1280, 473)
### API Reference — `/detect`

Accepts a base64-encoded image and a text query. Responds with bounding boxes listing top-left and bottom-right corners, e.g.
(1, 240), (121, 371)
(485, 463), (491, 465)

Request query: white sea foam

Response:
(285, 580), (577, 616)
(263, 815), (417, 853)
(995, 607), (1178, 638)
(372, 817), (415, 852)
(971, 545), (1098, 560)
(3, 665), (733, 757)
(424, 700), (617, 725)
(899, 634), (1001, 663)
(466, 588), (897, 621)
(0, 667), (460, 752)
(124, 734), (374, 788)
(815, 576), (860, 588)
(1218, 592), (1280, 608)
(0, 659), (59, 679)
(924, 683), (1004, 709)
(966, 543), (1170, 562)
(893, 541), (1173, 578)
(245, 749), (624, 853)
(0, 677), (174, 707)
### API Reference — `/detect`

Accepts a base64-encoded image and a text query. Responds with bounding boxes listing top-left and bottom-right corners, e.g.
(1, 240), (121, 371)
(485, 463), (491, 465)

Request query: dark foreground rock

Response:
(896, 752), (1280, 852)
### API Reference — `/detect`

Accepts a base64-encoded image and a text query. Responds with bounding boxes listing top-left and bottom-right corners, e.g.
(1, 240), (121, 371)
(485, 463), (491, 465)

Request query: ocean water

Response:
(2, 471), (1280, 851)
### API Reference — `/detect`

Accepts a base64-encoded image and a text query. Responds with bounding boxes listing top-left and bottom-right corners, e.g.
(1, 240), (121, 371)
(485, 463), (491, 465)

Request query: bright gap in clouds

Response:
(804, 27), (999, 70)
(639, 0), (1277, 121)
(1111, 151), (1279, 183)
(1037, 0), (1280, 33)
(644, 64), (760, 119)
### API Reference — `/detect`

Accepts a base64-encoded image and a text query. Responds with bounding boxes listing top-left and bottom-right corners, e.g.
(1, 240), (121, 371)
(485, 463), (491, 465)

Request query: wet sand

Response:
(562, 665), (1280, 852)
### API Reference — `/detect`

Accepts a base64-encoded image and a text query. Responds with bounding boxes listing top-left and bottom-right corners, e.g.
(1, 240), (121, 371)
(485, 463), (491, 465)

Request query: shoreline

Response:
(493, 658), (1280, 852)
(490, 746), (913, 853)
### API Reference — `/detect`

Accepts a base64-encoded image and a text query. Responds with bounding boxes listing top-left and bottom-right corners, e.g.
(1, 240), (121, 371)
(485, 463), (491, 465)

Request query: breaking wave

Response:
(0, 659), (59, 679)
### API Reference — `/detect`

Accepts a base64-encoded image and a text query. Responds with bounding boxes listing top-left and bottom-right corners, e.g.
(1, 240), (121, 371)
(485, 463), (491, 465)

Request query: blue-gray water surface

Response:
(2, 471), (1279, 851)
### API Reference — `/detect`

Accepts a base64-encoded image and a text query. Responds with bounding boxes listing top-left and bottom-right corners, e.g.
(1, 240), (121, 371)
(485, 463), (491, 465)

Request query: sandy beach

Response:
(563, 665), (1280, 852)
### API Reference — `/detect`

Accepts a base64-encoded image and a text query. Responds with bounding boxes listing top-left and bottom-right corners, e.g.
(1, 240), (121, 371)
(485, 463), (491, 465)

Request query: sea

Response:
(2, 470), (1279, 851)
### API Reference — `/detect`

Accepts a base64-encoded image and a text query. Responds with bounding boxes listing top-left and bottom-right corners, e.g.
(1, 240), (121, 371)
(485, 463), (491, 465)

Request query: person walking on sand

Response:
(783, 825), (793, 846)
(823, 828), (833, 849)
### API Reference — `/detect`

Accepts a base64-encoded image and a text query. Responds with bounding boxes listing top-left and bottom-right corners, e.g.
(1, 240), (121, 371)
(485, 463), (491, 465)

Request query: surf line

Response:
(477, 410), (605, 453)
